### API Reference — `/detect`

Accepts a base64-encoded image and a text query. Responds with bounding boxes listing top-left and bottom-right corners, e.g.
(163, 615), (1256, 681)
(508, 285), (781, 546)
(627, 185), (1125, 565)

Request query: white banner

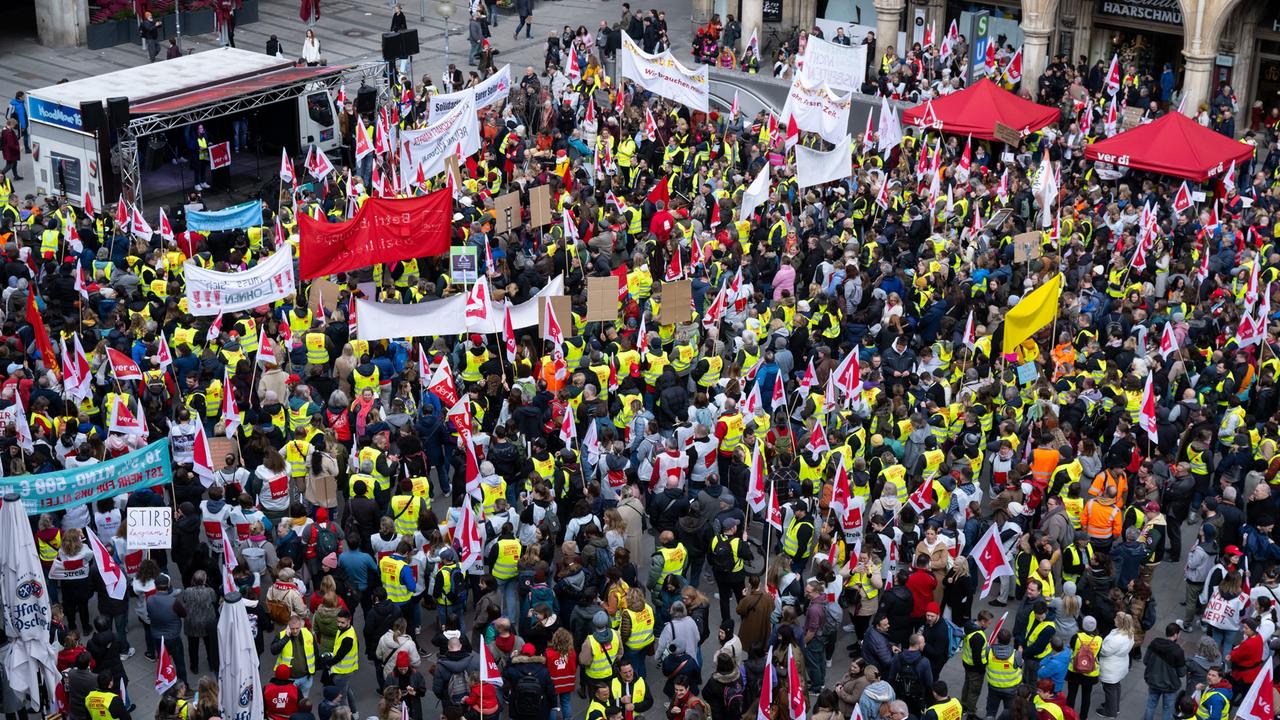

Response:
(184, 246), (295, 317)
(357, 275), (564, 340)
(399, 90), (482, 186)
(619, 33), (709, 112)
(796, 134), (854, 188)
(799, 36), (867, 93)
(428, 65), (512, 120)
(781, 77), (853, 145)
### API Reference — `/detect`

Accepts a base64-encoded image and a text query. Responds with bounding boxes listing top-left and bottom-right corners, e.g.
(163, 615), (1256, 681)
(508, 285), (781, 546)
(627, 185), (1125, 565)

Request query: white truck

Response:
(24, 47), (375, 210)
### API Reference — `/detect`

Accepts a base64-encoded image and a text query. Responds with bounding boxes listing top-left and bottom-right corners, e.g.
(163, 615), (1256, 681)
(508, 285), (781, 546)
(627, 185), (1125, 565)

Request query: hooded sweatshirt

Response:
(1144, 636), (1186, 692)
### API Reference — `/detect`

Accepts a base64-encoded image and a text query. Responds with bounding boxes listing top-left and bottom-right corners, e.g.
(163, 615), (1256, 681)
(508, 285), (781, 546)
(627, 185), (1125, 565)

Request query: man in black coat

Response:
(502, 643), (557, 720)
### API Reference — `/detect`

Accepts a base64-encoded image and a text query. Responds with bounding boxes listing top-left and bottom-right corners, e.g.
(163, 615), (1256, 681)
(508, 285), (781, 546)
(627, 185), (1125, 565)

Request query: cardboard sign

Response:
(1012, 231), (1042, 263)
(585, 276), (621, 322)
(538, 296), (575, 337)
(309, 277), (343, 314)
(1122, 107), (1145, 130)
(530, 185), (553, 228)
(1015, 361), (1040, 385)
(494, 191), (521, 233)
(126, 507), (173, 549)
(657, 280), (693, 325)
(993, 123), (1022, 146)
(209, 141), (232, 170)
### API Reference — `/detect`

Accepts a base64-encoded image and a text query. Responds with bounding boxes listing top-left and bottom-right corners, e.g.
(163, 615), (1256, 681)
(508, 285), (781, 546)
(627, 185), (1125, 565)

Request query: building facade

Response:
(699, 0), (1273, 128)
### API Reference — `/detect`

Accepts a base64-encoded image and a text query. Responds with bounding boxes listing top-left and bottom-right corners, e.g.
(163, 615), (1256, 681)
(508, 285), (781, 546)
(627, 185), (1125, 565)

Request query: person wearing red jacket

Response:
(462, 675), (501, 719)
(1229, 617), (1265, 693)
(906, 556), (939, 620)
(1033, 679), (1079, 720)
(264, 664), (300, 720)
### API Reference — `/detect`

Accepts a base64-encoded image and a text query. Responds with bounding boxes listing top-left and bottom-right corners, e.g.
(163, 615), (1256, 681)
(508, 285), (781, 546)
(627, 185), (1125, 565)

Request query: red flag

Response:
(647, 176), (670, 206)
(456, 501), (483, 572)
(1104, 54), (1121, 95)
(709, 200), (721, 228)
(1004, 46), (1023, 84)
(543, 299), (566, 346)
(428, 357), (460, 406)
(771, 366), (786, 407)
(279, 147), (295, 184)
(784, 113), (799, 151)
(746, 443), (767, 512)
(115, 195), (129, 230)
(86, 527), (127, 600)
(805, 421), (830, 455)
(973, 523), (1014, 597)
(583, 99), (595, 126)
(988, 611), (1009, 642)
(83, 190), (95, 218)
(830, 456), (852, 517)
(644, 106), (658, 141)
(664, 248), (683, 282)
(222, 368), (240, 438)
(465, 277), (492, 327)
(1172, 181), (1193, 214)
(756, 653), (774, 720)
(1159, 322), (1179, 360)
(559, 404), (577, 444)
(106, 348), (142, 381)
(480, 637), (504, 686)
(503, 302), (517, 363)
(906, 477), (935, 514)
(1236, 649), (1275, 720)
(798, 359), (816, 394)
(108, 395), (147, 436)
(767, 483), (783, 531)
(26, 292), (58, 373)
(743, 382), (763, 416)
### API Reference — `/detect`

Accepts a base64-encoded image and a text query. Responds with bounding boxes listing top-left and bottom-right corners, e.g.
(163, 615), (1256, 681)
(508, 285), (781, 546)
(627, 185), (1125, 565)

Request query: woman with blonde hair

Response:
(1096, 612), (1137, 718)
(602, 508), (627, 552)
(56, 528), (95, 634)
(544, 627), (577, 720)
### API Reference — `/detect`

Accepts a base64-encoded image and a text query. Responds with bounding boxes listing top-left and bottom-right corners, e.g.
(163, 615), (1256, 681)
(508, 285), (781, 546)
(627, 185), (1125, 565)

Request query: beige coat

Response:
(617, 495), (646, 561)
(304, 453), (340, 508)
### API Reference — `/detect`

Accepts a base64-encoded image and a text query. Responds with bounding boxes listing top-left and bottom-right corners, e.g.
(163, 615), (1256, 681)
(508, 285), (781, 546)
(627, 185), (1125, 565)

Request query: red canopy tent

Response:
(1083, 111), (1254, 183)
(900, 78), (1060, 142)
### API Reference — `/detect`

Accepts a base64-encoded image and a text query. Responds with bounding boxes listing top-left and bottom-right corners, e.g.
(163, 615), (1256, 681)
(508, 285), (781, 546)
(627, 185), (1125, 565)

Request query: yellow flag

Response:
(1001, 273), (1064, 356)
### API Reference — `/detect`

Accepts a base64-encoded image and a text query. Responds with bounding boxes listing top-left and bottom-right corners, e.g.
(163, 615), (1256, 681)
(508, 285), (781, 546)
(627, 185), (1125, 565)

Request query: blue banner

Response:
(0, 441), (172, 514)
(186, 201), (264, 232)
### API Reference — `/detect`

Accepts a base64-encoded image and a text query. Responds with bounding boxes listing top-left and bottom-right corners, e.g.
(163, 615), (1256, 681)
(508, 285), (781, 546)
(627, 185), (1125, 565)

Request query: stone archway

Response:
(1019, 0), (1061, 88)
(1177, 0), (1246, 113)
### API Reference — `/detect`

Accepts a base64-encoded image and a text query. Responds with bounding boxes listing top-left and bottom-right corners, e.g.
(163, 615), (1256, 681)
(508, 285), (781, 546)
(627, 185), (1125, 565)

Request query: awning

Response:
(131, 64), (344, 115)
(900, 78), (1060, 142)
(1082, 111), (1255, 182)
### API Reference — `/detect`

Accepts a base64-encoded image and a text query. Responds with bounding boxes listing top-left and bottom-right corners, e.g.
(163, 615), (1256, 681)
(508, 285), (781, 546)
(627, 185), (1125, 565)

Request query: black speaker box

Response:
(400, 29), (419, 56)
(79, 100), (106, 133)
(356, 85), (377, 115)
(106, 96), (130, 129)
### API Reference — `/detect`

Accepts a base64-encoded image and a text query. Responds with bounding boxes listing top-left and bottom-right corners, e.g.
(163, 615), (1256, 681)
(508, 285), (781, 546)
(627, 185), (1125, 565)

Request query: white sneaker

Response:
(121, 648), (135, 659)
(826, 659), (833, 667)
(842, 623), (855, 632)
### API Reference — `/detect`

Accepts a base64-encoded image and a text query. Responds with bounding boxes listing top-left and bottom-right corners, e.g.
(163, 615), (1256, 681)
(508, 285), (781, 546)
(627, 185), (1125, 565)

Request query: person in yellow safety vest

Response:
(1195, 667), (1232, 720)
(39, 224), (60, 259)
(709, 518), (751, 618)
(288, 306), (315, 337)
(959, 610), (992, 714)
(85, 673), (129, 720)
(1032, 681), (1070, 720)
(693, 341), (723, 389)
(351, 355), (380, 397)
(983, 628), (1022, 718)
(433, 547), (466, 626)
(269, 614), (318, 692)
(328, 610), (361, 715)
(581, 611), (623, 682)
(1021, 601), (1055, 684)
(487, 523), (523, 616)
(780, 503), (815, 572)
(619, 588), (656, 660)
(194, 124), (210, 190)
(648, 531), (687, 591)
(611, 658), (653, 716)
(461, 335), (490, 383)
(378, 540), (420, 628)
(585, 682), (613, 720)
(304, 329), (331, 366)
(357, 433), (395, 499)
(282, 427), (312, 485)
(924, 683), (963, 720)
(388, 478), (427, 536)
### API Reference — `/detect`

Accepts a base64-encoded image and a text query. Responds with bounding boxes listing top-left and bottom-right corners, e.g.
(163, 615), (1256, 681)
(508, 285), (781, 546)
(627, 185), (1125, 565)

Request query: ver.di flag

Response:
(973, 522), (1014, 597)
(156, 637), (178, 694)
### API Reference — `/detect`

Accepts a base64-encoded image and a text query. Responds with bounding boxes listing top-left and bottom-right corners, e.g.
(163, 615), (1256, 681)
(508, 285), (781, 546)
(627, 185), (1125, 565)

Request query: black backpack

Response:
(722, 673), (745, 719)
(893, 659), (924, 701)
(512, 671), (547, 713)
(313, 523), (339, 558)
(710, 535), (736, 573)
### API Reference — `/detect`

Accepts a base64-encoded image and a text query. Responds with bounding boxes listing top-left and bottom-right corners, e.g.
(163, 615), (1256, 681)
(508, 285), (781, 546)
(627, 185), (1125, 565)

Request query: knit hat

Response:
(521, 643), (536, 656)
(275, 664), (291, 680)
(1082, 616), (1097, 632)
(396, 650), (411, 668)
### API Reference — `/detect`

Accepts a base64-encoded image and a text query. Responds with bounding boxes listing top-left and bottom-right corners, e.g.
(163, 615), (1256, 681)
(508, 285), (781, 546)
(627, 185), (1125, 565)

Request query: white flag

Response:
(738, 164), (770, 222)
(876, 96), (902, 152)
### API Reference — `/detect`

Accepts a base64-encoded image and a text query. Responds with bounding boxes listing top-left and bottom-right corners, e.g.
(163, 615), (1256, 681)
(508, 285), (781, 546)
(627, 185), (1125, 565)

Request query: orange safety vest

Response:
(1088, 470), (1127, 501)
(1030, 449), (1058, 487)
(1083, 499), (1121, 540)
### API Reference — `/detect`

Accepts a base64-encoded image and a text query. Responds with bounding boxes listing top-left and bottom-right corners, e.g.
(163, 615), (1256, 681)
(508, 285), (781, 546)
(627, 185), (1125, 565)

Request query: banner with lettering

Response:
(185, 200), (264, 232)
(798, 36), (867, 93)
(0, 440), (173, 514)
(619, 33), (709, 112)
(398, 90), (482, 186)
(428, 64), (513, 120)
(780, 76), (853, 145)
(184, 246), (295, 316)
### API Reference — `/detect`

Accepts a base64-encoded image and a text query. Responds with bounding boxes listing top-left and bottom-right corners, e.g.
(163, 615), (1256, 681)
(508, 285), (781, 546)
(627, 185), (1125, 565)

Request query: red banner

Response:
(299, 190), (452, 280)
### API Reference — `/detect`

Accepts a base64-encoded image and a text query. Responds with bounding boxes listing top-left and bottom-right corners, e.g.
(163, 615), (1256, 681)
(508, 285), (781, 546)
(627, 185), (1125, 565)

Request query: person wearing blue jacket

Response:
(1195, 666), (1233, 720)
(1037, 637), (1071, 693)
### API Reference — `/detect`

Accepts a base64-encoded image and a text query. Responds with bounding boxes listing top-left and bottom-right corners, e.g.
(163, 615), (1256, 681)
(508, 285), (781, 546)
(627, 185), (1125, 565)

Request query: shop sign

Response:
(1096, 0), (1182, 27)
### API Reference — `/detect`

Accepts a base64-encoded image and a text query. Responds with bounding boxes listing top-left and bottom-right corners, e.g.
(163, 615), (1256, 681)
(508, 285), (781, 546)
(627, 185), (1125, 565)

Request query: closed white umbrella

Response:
(218, 592), (264, 720)
(0, 493), (62, 711)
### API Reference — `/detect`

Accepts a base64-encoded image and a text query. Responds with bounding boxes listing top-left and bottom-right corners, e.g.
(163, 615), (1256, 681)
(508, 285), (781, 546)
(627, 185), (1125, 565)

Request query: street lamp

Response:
(436, 0), (454, 63)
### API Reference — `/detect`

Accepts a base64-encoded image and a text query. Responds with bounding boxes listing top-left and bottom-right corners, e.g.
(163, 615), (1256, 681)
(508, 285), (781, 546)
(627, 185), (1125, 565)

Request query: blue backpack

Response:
(944, 617), (964, 658)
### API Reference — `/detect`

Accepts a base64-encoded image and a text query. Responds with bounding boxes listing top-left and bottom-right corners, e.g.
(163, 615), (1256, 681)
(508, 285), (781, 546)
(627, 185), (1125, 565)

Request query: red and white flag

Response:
(973, 522), (1014, 598)
(107, 348), (143, 381)
(465, 277), (492, 327)
(1004, 46), (1023, 84)
(955, 135), (972, 183)
(428, 357), (461, 407)
(784, 113), (799, 152)
(963, 309), (978, 350)
(806, 420), (830, 455)
(756, 659), (774, 720)
(191, 422), (216, 483)
(108, 395), (147, 436)
(308, 146), (335, 180)
(830, 455), (852, 518)
(1236, 661), (1275, 720)
(156, 637), (178, 694)
(559, 404), (577, 445)
(566, 48), (581, 80)
(907, 477), (935, 514)
(1159, 322), (1179, 360)
(503, 302), (517, 363)
(861, 111), (875, 151)
(798, 359), (817, 395)
(1104, 54), (1121, 96)
(354, 116), (373, 161)
(131, 206), (153, 239)
(730, 90), (740, 118)
(1222, 161), (1237, 194)
(456, 501), (484, 572)
(833, 350), (862, 400)
(664, 248), (683, 282)
(206, 311), (224, 343)
(786, 645), (807, 720)
(874, 175), (891, 209)
(767, 483), (783, 531)
(988, 611), (1009, 642)
(157, 207), (175, 244)
(222, 368), (240, 438)
(743, 381), (763, 416)
(86, 527), (127, 600)
(746, 442), (767, 513)
(1138, 372), (1159, 443)
(1238, 312), (1263, 348)
(644, 107), (658, 142)
(115, 195), (130, 231)
(771, 368), (786, 409)
(83, 190), (95, 217)
(279, 148), (295, 184)
(543, 299), (566, 347)
(1172, 181), (1193, 214)
(480, 637), (504, 686)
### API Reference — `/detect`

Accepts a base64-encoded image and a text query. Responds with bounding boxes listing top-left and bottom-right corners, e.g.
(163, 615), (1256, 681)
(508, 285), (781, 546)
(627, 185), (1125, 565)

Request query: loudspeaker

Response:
(79, 100), (106, 133)
(400, 29), (419, 56)
(356, 85), (377, 115)
(381, 32), (403, 61)
(106, 96), (130, 130)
